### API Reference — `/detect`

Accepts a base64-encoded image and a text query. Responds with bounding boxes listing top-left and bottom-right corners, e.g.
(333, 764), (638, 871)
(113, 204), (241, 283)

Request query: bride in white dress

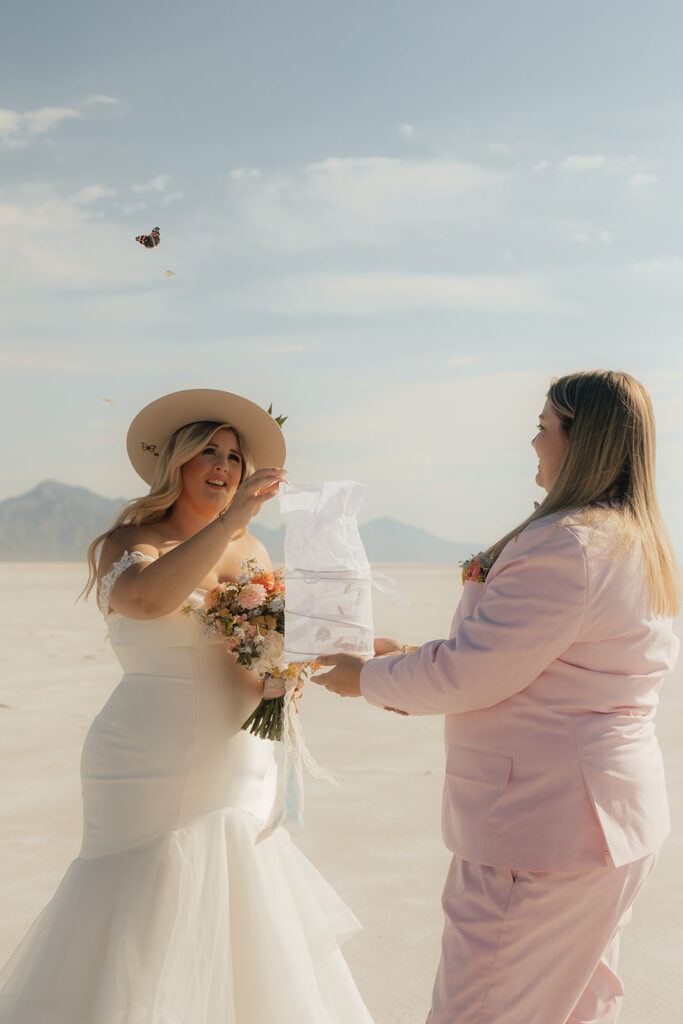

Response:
(0, 388), (374, 1024)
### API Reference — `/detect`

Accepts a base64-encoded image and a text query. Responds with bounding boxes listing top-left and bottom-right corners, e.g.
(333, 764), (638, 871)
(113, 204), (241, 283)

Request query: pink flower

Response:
(224, 635), (242, 652)
(236, 584), (268, 610)
(466, 559), (481, 581)
(460, 553), (492, 585)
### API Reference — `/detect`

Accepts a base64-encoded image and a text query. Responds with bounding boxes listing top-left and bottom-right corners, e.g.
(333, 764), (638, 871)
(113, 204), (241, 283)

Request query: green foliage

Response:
(267, 403), (288, 428)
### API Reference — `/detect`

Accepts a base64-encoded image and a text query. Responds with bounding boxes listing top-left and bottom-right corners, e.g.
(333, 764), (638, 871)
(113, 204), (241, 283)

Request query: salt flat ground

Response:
(0, 562), (681, 1023)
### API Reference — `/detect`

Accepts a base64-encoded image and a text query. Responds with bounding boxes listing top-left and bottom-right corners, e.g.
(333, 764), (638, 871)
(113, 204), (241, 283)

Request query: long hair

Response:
(82, 421), (253, 599)
(484, 370), (679, 617)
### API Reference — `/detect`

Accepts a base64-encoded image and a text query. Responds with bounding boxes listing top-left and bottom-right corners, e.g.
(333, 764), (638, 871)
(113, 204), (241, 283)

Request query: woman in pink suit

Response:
(316, 370), (680, 1024)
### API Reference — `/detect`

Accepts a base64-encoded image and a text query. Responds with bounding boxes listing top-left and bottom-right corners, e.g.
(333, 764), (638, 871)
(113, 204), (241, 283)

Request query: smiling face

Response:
(179, 427), (244, 515)
(531, 398), (570, 492)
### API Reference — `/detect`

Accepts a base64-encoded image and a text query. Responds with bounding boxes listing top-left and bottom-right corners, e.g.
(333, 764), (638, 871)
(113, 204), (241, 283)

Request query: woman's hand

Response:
(374, 637), (402, 656)
(219, 468), (286, 538)
(313, 654), (367, 697)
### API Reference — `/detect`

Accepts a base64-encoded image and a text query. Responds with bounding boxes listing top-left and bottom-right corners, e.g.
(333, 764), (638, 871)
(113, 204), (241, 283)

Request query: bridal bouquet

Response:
(185, 559), (319, 741)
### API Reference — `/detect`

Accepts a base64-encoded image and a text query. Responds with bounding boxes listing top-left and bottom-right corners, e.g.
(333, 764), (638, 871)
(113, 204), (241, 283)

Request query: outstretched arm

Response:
(317, 522), (586, 717)
(100, 468), (284, 619)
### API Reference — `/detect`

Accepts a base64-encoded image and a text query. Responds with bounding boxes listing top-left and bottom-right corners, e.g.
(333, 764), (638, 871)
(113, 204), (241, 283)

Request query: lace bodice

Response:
(98, 550), (156, 616)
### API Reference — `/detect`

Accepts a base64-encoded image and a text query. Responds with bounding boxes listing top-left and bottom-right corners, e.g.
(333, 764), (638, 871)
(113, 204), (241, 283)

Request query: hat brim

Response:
(127, 389), (286, 485)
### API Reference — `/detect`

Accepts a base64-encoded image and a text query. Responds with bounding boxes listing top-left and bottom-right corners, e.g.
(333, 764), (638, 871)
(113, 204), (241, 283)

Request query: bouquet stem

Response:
(241, 695), (285, 741)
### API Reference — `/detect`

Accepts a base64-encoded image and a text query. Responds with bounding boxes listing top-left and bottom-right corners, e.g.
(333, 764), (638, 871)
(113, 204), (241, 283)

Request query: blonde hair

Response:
(484, 370), (680, 617)
(82, 421), (253, 599)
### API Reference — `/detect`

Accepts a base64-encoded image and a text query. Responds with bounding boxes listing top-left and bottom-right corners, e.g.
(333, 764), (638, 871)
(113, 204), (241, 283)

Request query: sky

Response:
(2, 0), (683, 552)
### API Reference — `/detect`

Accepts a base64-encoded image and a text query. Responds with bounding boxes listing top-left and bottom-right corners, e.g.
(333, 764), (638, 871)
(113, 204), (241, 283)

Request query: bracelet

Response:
(217, 509), (233, 537)
(401, 643), (417, 654)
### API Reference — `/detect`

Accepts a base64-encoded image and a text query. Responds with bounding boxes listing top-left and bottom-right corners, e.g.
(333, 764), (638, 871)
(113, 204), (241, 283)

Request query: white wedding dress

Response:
(0, 554), (374, 1024)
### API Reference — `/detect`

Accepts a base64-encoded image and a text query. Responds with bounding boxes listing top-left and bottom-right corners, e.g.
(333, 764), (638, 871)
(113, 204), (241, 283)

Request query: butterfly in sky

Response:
(135, 226), (160, 248)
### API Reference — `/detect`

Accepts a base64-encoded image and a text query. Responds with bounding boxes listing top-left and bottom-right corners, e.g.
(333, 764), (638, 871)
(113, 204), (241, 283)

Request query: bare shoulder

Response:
(232, 531), (274, 573)
(98, 525), (161, 582)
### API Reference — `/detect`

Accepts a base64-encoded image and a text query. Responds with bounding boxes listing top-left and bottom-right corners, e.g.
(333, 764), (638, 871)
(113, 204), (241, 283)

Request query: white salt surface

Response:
(0, 562), (681, 1023)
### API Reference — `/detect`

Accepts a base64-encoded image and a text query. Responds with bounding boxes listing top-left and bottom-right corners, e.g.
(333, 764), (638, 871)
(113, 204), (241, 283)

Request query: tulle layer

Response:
(0, 808), (373, 1024)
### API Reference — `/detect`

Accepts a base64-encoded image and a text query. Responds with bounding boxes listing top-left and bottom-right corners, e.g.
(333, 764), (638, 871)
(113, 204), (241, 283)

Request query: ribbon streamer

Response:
(369, 570), (411, 606)
(257, 686), (338, 843)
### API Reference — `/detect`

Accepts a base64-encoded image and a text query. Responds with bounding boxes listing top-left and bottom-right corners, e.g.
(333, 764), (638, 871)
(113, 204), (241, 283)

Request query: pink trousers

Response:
(426, 852), (656, 1024)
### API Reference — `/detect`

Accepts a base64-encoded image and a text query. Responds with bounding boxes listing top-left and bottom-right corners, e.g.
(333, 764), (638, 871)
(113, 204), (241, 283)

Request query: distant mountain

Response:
(0, 482), (480, 564)
(358, 517), (478, 564)
(0, 481), (125, 561)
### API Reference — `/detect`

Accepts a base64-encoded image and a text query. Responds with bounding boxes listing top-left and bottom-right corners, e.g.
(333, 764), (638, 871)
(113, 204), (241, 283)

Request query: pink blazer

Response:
(361, 512), (679, 872)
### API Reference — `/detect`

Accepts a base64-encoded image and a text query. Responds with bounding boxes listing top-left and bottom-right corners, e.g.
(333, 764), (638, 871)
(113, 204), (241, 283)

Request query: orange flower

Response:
(251, 571), (277, 593)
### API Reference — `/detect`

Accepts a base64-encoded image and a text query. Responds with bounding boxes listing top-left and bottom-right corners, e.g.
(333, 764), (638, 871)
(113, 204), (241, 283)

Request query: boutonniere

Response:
(459, 553), (492, 585)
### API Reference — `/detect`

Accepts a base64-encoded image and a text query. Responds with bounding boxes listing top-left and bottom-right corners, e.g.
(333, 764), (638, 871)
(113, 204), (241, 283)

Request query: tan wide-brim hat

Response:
(127, 388), (286, 484)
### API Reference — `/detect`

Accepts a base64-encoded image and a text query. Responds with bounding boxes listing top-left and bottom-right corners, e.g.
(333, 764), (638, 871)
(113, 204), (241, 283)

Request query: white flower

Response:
(251, 631), (285, 676)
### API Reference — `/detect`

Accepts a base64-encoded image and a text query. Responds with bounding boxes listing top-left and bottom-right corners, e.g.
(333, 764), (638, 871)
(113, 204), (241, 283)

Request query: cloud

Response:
(128, 174), (182, 206)
(160, 190), (184, 205)
(564, 221), (612, 245)
(0, 326), (166, 373)
(72, 184), (118, 204)
(132, 174), (171, 193)
(398, 123), (416, 138)
(122, 201), (149, 215)
(84, 94), (118, 106)
(238, 271), (553, 316)
(229, 156), (499, 251)
(560, 154), (606, 171)
(631, 259), (683, 288)
(260, 344), (305, 354)
(23, 107), (81, 134)
(445, 354), (486, 367)
(533, 160), (548, 173)
(630, 171), (658, 188)
(0, 105), (80, 146)
(126, 175), (183, 207)
(0, 185), (158, 291)
(0, 111), (27, 149)
(0, 110), (22, 136)
(230, 167), (262, 180)
(489, 142), (511, 154)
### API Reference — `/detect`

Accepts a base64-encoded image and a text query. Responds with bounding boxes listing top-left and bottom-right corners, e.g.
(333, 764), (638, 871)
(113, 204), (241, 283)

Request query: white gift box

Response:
(279, 481), (374, 662)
